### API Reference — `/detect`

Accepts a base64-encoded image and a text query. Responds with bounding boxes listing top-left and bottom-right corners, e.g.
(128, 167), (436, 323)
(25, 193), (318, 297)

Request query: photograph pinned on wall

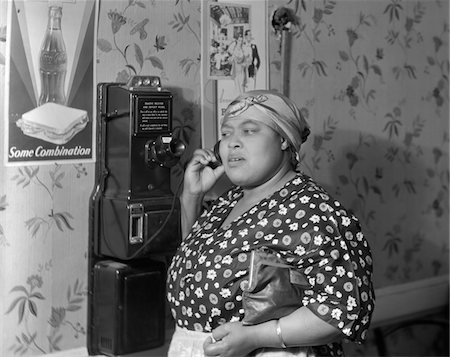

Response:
(4, 0), (97, 166)
(208, 2), (262, 94)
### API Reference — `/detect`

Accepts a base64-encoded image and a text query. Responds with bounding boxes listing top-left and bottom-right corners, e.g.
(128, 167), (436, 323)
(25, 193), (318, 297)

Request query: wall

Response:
(268, 0), (449, 288)
(0, 0), (448, 356)
(267, 1), (449, 354)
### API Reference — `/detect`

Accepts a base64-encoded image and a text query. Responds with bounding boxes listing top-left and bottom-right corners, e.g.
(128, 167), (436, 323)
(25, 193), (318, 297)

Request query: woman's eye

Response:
(243, 128), (256, 134)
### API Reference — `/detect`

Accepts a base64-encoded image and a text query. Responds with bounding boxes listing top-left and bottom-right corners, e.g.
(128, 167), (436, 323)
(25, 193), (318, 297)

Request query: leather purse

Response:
(242, 246), (310, 325)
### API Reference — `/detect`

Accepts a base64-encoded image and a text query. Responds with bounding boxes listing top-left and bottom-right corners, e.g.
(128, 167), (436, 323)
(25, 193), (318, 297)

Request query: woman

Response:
(228, 35), (252, 93)
(167, 90), (375, 357)
(244, 30), (260, 90)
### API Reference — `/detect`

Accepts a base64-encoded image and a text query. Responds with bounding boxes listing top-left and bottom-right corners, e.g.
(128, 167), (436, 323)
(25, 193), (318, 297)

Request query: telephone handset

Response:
(208, 141), (222, 169)
(213, 141), (222, 164)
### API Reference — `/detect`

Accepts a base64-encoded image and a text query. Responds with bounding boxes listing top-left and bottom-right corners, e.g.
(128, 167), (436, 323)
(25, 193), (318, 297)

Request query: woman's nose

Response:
(226, 134), (242, 148)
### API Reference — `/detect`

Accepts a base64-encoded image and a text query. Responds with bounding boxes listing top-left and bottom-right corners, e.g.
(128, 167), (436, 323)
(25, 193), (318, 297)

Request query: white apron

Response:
(168, 326), (315, 357)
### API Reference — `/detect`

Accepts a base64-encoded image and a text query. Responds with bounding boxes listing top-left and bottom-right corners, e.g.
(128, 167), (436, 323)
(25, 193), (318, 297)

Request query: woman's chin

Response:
(226, 170), (250, 186)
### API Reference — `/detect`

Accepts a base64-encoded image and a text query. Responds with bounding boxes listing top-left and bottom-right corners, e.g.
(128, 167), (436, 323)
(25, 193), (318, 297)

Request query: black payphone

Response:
(88, 76), (184, 356)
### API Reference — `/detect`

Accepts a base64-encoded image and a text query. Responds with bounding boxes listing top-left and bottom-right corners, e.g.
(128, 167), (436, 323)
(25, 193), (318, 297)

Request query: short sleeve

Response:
(298, 209), (375, 343)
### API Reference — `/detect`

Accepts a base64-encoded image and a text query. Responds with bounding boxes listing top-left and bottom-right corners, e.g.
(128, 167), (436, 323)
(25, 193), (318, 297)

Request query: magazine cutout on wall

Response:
(205, 0), (269, 142)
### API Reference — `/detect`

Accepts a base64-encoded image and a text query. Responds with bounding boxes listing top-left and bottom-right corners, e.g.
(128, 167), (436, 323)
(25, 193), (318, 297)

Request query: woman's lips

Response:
(227, 156), (244, 166)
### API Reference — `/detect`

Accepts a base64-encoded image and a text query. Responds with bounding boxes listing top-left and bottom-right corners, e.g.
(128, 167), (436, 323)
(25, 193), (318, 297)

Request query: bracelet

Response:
(276, 319), (287, 349)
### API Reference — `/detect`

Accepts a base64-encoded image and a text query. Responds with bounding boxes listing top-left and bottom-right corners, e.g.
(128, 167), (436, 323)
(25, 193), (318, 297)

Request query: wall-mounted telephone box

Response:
(88, 76), (185, 356)
(92, 76), (184, 260)
(91, 260), (166, 356)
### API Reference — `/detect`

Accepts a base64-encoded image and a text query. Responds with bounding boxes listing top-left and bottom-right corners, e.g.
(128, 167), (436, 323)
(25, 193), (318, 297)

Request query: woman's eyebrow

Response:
(222, 118), (260, 129)
(220, 122), (232, 130)
(239, 119), (260, 125)
(232, 119), (261, 128)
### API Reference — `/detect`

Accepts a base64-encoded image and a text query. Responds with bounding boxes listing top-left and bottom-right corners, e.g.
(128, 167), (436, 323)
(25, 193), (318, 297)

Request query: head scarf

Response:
(222, 90), (310, 166)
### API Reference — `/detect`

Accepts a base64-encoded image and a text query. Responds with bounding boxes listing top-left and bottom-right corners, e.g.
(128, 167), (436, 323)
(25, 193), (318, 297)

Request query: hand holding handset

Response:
(183, 142), (224, 197)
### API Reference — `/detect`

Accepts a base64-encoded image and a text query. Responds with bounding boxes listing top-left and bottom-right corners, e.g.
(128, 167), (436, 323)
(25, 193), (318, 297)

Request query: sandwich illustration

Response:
(16, 103), (89, 145)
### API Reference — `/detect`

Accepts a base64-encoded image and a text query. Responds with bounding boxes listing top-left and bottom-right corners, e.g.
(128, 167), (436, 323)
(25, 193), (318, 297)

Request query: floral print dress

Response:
(167, 173), (375, 356)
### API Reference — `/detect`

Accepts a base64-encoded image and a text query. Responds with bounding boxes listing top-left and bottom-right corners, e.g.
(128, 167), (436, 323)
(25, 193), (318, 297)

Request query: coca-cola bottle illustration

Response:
(38, 5), (67, 106)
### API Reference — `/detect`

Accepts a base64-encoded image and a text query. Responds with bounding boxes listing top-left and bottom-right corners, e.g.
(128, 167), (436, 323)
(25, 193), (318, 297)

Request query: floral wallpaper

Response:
(0, 163), (91, 354)
(268, 0), (449, 288)
(0, 0), (448, 356)
(267, 1), (449, 354)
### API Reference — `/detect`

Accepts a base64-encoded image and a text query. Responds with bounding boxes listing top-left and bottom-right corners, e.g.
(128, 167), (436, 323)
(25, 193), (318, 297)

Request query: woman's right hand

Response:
(183, 148), (225, 196)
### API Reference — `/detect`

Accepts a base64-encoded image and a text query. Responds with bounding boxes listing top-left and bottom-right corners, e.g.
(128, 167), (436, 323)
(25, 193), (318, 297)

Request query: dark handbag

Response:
(242, 246), (310, 325)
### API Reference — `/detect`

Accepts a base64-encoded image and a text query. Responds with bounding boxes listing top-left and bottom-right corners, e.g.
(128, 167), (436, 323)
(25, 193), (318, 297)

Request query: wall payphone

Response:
(88, 76), (184, 356)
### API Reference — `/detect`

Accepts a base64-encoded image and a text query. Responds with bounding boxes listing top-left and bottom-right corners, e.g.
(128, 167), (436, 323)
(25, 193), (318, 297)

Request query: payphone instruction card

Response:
(135, 96), (171, 134)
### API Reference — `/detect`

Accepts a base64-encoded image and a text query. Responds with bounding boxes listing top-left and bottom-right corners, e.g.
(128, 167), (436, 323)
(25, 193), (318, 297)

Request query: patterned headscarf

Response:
(222, 90), (310, 166)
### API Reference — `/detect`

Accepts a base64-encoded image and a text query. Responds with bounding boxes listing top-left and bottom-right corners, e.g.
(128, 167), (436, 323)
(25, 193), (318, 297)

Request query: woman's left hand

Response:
(203, 322), (257, 357)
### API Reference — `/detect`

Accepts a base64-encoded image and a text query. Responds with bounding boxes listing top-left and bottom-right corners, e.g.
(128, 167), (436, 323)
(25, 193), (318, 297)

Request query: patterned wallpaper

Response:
(0, 0), (447, 356)
(268, 0), (449, 288)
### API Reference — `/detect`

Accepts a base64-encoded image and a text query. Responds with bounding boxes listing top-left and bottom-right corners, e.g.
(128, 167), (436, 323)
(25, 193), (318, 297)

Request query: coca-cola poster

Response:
(4, 0), (97, 165)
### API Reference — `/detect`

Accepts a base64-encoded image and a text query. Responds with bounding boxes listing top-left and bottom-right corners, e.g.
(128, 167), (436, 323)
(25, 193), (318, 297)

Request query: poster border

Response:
(3, 0), (98, 167)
